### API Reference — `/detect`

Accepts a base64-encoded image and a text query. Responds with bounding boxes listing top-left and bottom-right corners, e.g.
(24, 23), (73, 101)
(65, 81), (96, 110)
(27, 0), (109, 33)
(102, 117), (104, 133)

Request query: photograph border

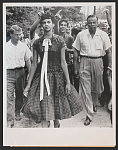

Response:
(2, 1), (116, 147)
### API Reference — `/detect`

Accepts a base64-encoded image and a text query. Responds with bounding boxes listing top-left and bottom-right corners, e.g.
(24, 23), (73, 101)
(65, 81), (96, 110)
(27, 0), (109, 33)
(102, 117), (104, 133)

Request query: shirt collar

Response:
(87, 28), (101, 37)
(40, 34), (57, 44)
(8, 39), (21, 46)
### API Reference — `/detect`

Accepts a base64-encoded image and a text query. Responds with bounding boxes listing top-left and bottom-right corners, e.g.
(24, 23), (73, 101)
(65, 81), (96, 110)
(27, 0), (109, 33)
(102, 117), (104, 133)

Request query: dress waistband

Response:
(80, 55), (103, 59)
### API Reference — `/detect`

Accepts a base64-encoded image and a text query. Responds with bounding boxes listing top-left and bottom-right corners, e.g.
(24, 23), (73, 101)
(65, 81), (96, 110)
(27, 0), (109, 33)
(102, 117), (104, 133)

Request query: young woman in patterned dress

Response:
(23, 12), (82, 128)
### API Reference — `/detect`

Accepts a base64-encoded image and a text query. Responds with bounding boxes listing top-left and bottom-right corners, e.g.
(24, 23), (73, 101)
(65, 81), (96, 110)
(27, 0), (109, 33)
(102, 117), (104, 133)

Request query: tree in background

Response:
(6, 6), (42, 36)
(6, 6), (84, 34)
(96, 6), (112, 20)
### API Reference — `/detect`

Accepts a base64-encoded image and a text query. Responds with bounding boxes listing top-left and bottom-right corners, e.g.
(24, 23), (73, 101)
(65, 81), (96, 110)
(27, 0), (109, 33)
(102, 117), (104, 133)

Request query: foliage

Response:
(49, 6), (83, 22)
(6, 6), (42, 34)
(96, 6), (112, 20)
(6, 6), (83, 35)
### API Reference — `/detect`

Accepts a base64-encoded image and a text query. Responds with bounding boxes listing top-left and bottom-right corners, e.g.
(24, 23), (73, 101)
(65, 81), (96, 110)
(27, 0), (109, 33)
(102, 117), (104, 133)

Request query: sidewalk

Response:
(14, 104), (112, 128)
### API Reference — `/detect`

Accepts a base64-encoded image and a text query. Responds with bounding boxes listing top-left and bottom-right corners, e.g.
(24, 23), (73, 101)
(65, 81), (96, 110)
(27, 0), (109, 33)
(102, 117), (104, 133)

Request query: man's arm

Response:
(105, 47), (112, 76)
(106, 47), (112, 65)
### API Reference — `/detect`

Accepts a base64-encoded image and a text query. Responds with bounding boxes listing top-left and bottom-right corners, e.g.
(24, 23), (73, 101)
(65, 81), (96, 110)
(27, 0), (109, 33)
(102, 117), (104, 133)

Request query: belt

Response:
(7, 67), (24, 70)
(80, 55), (102, 59)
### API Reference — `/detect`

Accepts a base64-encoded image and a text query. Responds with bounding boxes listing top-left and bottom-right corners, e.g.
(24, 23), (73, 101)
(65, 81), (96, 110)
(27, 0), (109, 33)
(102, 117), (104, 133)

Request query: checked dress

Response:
(23, 34), (82, 122)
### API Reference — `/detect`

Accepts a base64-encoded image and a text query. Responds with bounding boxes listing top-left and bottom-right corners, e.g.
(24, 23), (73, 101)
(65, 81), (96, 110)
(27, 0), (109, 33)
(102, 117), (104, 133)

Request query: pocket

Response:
(95, 38), (103, 50)
(97, 59), (103, 75)
(81, 41), (89, 50)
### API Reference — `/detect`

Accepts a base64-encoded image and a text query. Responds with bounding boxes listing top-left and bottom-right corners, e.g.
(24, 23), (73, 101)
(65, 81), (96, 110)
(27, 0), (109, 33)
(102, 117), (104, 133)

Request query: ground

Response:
(14, 103), (112, 128)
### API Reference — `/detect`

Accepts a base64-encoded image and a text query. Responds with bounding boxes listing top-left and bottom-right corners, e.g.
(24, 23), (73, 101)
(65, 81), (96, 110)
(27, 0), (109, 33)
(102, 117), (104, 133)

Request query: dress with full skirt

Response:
(23, 34), (82, 122)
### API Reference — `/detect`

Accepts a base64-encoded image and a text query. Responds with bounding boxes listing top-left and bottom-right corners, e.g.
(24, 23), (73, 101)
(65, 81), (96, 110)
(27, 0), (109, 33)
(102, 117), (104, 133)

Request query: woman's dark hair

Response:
(71, 27), (82, 37)
(40, 12), (56, 24)
(59, 19), (68, 27)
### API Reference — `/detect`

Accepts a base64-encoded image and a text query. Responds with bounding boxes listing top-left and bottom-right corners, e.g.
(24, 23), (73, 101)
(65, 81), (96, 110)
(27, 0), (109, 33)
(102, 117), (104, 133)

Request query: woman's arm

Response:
(27, 49), (38, 86)
(25, 59), (31, 73)
(61, 46), (71, 94)
(24, 48), (38, 95)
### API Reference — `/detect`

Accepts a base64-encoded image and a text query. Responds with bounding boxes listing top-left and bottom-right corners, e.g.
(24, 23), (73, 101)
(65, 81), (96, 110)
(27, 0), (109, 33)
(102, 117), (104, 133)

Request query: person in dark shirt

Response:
(66, 22), (72, 35)
(71, 26), (82, 92)
(59, 19), (74, 84)
(99, 9), (112, 107)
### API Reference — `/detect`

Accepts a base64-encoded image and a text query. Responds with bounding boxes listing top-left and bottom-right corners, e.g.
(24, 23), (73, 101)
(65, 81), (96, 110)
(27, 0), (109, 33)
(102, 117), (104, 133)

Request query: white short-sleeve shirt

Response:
(6, 40), (32, 69)
(72, 28), (111, 57)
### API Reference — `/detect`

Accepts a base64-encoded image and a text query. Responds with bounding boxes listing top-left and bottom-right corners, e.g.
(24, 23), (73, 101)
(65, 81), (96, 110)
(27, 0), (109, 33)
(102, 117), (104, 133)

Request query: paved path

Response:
(14, 104), (112, 128)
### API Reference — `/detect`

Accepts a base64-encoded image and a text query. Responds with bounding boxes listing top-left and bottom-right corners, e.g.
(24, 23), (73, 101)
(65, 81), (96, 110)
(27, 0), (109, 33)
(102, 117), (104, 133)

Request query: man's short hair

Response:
(9, 25), (22, 34)
(40, 12), (55, 24)
(59, 19), (68, 27)
(87, 15), (98, 22)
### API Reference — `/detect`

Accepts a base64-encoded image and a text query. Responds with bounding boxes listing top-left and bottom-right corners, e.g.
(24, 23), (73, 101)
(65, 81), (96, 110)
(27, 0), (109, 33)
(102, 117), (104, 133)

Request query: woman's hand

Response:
(65, 83), (71, 95)
(38, 10), (44, 19)
(23, 85), (30, 97)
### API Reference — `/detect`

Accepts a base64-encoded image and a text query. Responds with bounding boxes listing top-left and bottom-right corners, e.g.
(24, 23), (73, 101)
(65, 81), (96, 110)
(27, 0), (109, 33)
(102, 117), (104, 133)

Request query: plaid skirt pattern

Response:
(23, 69), (82, 122)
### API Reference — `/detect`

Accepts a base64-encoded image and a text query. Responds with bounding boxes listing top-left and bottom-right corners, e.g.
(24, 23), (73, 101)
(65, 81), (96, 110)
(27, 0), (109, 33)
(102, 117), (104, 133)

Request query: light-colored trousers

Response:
(79, 57), (104, 120)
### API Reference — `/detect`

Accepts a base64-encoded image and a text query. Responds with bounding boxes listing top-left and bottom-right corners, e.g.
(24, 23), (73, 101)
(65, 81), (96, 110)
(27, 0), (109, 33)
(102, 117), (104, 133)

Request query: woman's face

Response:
(59, 21), (67, 33)
(66, 24), (71, 34)
(41, 19), (54, 32)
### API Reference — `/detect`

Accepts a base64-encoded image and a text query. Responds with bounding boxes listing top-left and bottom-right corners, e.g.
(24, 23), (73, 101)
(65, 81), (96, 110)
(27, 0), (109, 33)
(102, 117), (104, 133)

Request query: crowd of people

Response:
(6, 9), (112, 128)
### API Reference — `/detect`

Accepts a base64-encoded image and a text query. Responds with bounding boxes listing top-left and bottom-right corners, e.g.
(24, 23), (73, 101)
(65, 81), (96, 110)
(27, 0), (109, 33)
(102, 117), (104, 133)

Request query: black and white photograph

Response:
(3, 2), (116, 147)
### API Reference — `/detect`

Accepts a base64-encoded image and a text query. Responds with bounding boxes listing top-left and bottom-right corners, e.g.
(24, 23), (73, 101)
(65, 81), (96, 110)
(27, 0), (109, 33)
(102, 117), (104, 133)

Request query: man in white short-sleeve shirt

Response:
(6, 25), (32, 127)
(72, 15), (112, 126)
